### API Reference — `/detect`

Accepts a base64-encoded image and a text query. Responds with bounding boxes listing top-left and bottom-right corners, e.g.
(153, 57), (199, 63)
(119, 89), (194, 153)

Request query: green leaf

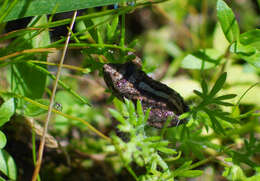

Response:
(24, 99), (49, 116)
(113, 98), (127, 116)
(214, 111), (238, 123)
(143, 108), (150, 123)
(181, 49), (222, 69)
(215, 94), (237, 100)
(240, 29), (260, 50)
(143, 136), (161, 142)
(108, 108), (125, 124)
(193, 90), (204, 98)
(230, 42), (256, 56)
(0, 149), (17, 180)
(136, 100), (143, 117)
(205, 109), (225, 134)
(12, 62), (47, 99)
(157, 147), (177, 155)
(0, 98), (15, 127)
(212, 100), (234, 107)
(136, 100), (144, 124)
(11, 16), (50, 99)
(217, 0), (240, 43)
(230, 42), (260, 68)
(107, 16), (119, 41)
(150, 141), (169, 147)
(233, 30), (260, 68)
(83, 19), (99, 43)
(125, 99), (136, 125)
(209, 72), (227, 97)
(223, 165), (246, 181)
(2, 0), (134, 22)
(201, 79), (208, 95)
(176, 170), (203, 178)
(0, 131), (7, 149)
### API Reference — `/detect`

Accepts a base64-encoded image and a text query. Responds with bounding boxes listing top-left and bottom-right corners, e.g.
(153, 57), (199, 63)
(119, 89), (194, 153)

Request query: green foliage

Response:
(0, 131), (7, 149)
(232, 29), (260, 68)
(217, 0), (240, 43)
(0, 98), (15, 127)
(108, 99), (203, 180)
(0, 98), (16, 181)
(181, 49), (223, 69)
(192, 72), (237, 133)
(0, 150), (17, 181)
(182, 0), (260, 70)
(0, 0), (259, 180)
(24, 98), (49, 116)
(223, 165), (260, 181)
(1, 0), (134, 22)
(10, 16), (49, 102)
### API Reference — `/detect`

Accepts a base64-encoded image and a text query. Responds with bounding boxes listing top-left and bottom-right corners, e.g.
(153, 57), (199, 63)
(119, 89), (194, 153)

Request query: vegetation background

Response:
(0, 0), (259, 180)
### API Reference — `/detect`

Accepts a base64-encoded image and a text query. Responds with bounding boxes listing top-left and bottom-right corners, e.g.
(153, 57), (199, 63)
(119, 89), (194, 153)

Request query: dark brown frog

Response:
(103, 56), (189, 128)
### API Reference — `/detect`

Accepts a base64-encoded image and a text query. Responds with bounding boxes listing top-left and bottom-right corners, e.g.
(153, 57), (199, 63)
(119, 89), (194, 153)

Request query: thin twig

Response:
(0, 48), (56, 61)
(31, 11), (78, 181)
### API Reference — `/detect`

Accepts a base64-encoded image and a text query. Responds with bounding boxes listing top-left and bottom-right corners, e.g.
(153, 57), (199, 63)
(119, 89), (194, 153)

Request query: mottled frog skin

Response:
(103, 60), (189, 128)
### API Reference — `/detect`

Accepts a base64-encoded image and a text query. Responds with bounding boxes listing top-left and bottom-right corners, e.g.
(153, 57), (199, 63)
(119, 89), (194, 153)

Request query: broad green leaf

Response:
(0, 149), (17, 180)
(30, 16), (51, 48)
(240, 29), (260, 50)
(217, 0), (240, 43)
(11, 16), (49, 99)
(230, 42), (260, 68)
(230, 42), (256, 57)
(181, 49), (222, 69)
(234, 30), (260, 68)
(24, 99), (49, 116)
(2, 0), (133, 22)
(0, 98), (15, 127)
(0, 131), (7, 149)
(12, 62), (47, 99)
(209, 72), (227, 97)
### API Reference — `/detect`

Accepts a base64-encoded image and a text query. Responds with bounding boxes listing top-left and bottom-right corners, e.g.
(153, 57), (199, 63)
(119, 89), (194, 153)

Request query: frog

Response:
(103, 55), (189, 128)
